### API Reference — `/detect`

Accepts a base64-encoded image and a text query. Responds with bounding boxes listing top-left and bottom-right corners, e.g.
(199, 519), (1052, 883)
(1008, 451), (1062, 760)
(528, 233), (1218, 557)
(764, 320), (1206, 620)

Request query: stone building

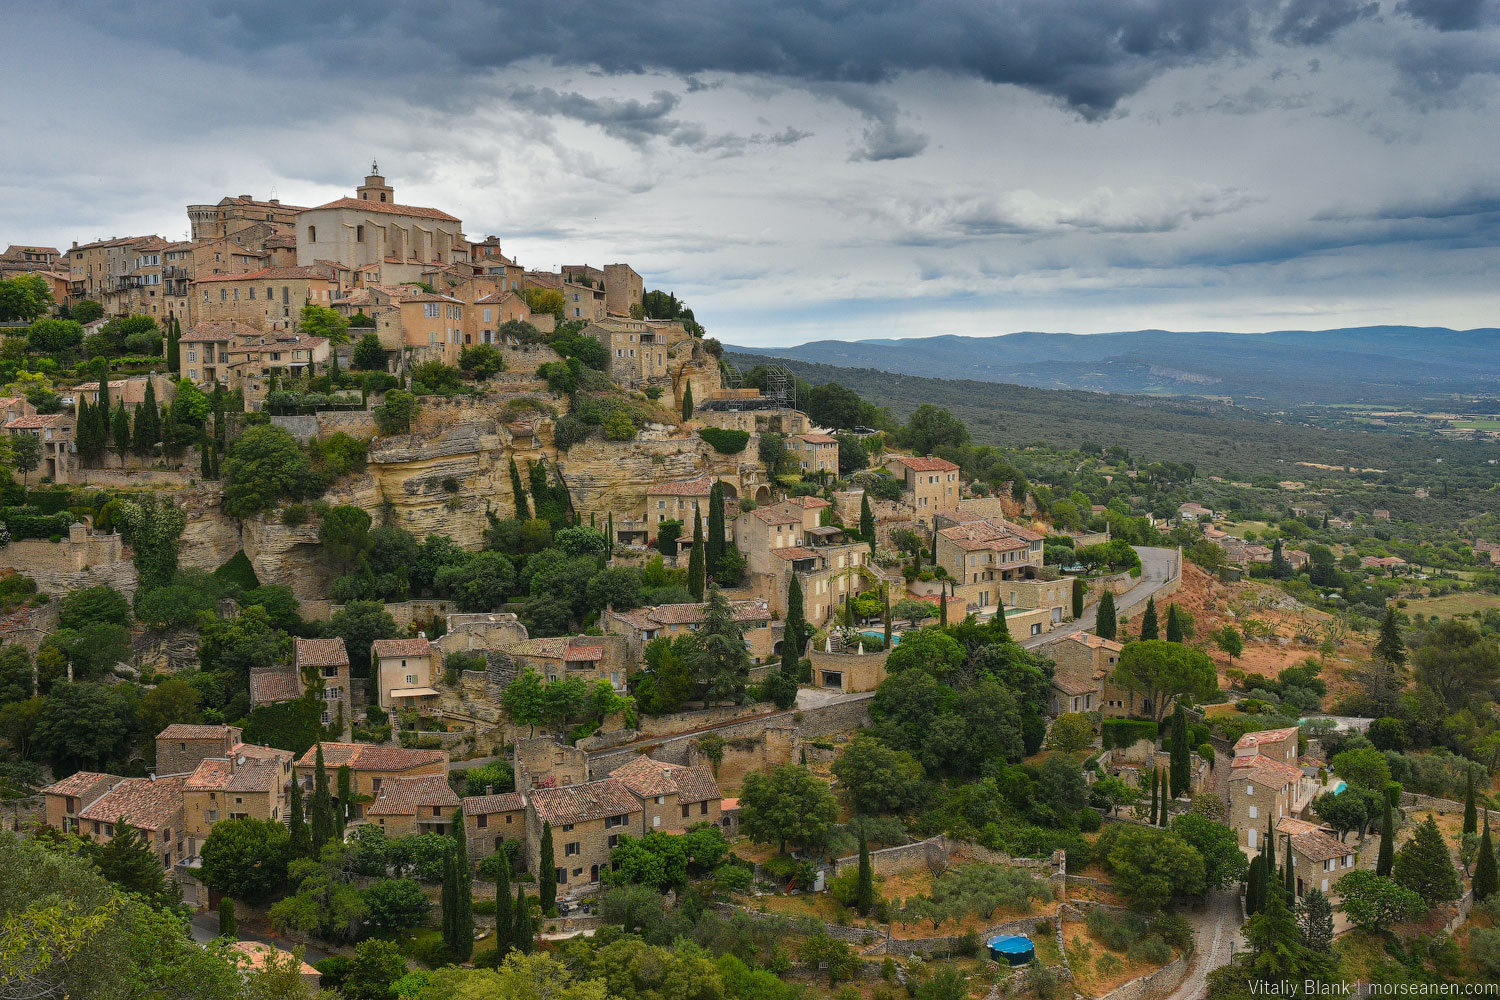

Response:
(790, 433), (839, 476)
(181, 750), (294, 857)
(463, 791), (528, 863)
(363, 774), (461, 838)
(372, 636), (439, 714)
(736, 498), (872, 627)
(609, 756), (724, 834)
(2, 412), (75, 483)
(526, 777), (642, 888)
(193, 267), (339, 332)
(296, 167), (464, 276)
(155, 724), (250, 777)
(1276, 816), (1357, 897)
(886, 455), (961, 513)
(293, 743), (448, 822)
(1043, 633), (1133, 717)
(187, 194), (306, 244)
(249, 665), (304, 711)
(39, 770), (118, 835)
(584, 317), (694, 389)
(514, 738), (590, 790)
(39, 773), (190, 870)
(295, 637), (352, 728)
(507, 635), (631, 691)
(603, 600), (776, 665)
(1229, 751), (1313, 852)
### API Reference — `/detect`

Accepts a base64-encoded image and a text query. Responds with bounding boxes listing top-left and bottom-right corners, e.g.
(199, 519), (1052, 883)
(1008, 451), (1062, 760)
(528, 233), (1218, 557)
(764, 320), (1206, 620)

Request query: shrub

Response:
(1102, 719), (1158, 749)
(698, 428), (750, 454)
(1126, 935), (1173, 965)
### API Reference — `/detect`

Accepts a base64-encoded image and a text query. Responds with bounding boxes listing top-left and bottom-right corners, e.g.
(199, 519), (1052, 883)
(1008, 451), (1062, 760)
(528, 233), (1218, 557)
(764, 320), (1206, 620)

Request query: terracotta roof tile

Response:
(365, 774), (460, 816)
(5, 414), (70, 430)
(1229, 755), (1304, 787)
(1233, 727), (1299, 752)
(610, 757), (721, 804)
(372, 638), (433, 659)
(158, 724), (237, 741)
(648, 475), (715, 497)
(308, 196), (460, 223)
(79, 775), (186, 832)
(295, 742), (448, 772)
(772, 546), (819, 561)
(796, 433), (838, 445)
(40, 771), (117, 798)
(786, 496), (831, 509)
(750, 502), (803, 525)
(294, 637), (349, 667)
(249, 666), (302, 705)
(462, 792), (527, 815)
(892, 455), (958, 472)
(529, 778), (641, 826)
(184, 759), (234, 791)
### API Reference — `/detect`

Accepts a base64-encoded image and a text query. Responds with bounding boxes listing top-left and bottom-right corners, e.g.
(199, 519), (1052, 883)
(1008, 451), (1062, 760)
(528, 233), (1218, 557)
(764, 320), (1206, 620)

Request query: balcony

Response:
(163, 266), (187, 279)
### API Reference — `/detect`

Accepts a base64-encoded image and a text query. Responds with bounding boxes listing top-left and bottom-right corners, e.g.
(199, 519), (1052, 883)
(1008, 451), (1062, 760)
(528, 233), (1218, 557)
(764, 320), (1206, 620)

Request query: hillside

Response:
(729, 326), (1500, 405)
(725, 350), (1498, 482)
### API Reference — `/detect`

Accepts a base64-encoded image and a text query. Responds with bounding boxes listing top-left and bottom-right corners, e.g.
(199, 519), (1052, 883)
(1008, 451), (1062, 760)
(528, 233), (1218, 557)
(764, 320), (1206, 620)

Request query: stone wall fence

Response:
(1094, 955), (1190, 1000)
(1400, 792), (1468, 815)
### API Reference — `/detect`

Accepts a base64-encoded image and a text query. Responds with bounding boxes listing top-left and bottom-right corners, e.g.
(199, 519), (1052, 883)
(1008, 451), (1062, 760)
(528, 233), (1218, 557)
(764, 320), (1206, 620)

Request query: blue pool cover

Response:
(987, 935), (1036, 965)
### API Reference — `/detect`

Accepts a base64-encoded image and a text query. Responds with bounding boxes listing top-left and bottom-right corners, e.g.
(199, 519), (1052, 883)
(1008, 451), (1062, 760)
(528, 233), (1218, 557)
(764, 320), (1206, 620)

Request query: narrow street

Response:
(1021, 545), (1181, 649)
(187, 910), (332, 965)
(1162, 889), (1239, 1000)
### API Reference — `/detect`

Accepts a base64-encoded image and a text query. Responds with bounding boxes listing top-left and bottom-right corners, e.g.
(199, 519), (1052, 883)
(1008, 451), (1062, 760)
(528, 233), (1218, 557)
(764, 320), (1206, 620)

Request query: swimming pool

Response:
(860, 631), (899, 646)
(1333, 781), (1347, 794)
(987, 935), (1036, 966)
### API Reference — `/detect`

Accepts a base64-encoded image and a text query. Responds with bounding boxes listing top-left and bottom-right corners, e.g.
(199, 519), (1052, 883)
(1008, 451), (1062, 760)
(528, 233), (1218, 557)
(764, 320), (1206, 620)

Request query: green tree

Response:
(336, 765), (352, 839)
(217, 896), (237, 938)
(1335, 870), (1425, 930)
(344, 938), (406, 1000)
(539, 822), (556, 915)
(1299, 887), (1334, 953)
(739, 764), (838, 854)
(1246, 861), (1321, 987)
(1474, 811), (1496, 902)
(1245, 855), (1265, 915)
(1111, 640), (1216, 723)
(351, 332), (386, 371)
(687, 506), (705, 600)
(222, 425), (319, 518)
(1171, 813), (1248, 890)
(509, 456), (531, 520)
(680, 382), (693, 421)
(493, 848), (514, 960)
(900, 404), (968, 455)
(88, 818), (175, 908)
(512, 884), (533, 953)
(9, 433), (41, 484)
(299, 303), (351, 375)
(310, 745), (333, 855)
(288, 776), (309, 859)
(59, 584), (131, 631)
(443, 807), (474, 961)
(800, 933), (860, 987)
(1392, 814), (1461, 904)
(855, 828), (875, 915)
(1149, 767), (1159, 825)
(374, 388), (417, 435)
(831, 734), (925, 815)
(1096, 590), (1117, 641)
(706, 480), (725, 573)
(502, 667), (547, 736)
(1169, 702), (1190, 798)
(1412, 619), (1500, 710)
(111, 494), (187, 594)
(1465, 767), (1478, 836)
(1107, 826), (1205, 910)
(199, 817), (290, 904)
(318, 504), (372, 572)
(782, 574), (806, 678)
(1072, 578), (1085, 619)
(1139, 597), (1159, 640)
(1165, 603), (1184, 642)
(693, 585), (750, 706)
(31, 682), (134, 773)
(1045, 712), (1094, 754)
(1331, 747), (1392, 789)
(110, 401), (131, 461)
(1374, 605), (1406, 669)
(1376, 792), (1395, 876)
(859, 492), (875, 543)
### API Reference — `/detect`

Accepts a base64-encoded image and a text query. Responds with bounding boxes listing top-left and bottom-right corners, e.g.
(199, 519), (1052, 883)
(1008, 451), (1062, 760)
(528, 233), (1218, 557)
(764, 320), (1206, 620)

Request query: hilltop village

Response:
(0, 171), (1496, 999)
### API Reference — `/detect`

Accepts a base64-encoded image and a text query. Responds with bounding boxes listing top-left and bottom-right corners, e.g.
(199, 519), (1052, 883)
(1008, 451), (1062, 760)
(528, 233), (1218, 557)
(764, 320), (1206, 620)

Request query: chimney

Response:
(485, 785), (494, 796)
(149, 773), (157, 782)
(418, 630), (426, 640)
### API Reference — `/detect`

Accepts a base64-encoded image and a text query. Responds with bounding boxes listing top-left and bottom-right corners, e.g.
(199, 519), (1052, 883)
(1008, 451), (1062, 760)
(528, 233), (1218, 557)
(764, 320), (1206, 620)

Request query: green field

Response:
(1403, 591), (1500, 617)
(1450, 418), (1500, 430)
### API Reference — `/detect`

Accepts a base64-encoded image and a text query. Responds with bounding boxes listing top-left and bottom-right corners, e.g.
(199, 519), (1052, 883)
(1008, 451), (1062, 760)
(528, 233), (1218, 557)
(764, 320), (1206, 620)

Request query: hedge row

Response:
(1102, 718), (1158, 749)
(1, 507), (75, 541)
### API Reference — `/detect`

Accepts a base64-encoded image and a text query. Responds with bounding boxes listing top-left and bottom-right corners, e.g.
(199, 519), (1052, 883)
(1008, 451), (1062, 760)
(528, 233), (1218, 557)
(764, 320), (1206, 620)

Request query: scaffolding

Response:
(764, 365), (798, 411)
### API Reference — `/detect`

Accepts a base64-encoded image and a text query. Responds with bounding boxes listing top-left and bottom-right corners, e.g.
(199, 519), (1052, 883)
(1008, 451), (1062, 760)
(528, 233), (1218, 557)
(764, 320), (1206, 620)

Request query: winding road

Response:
(1020, 545), (1181, 649)
(1162, 889), (1240, 1000)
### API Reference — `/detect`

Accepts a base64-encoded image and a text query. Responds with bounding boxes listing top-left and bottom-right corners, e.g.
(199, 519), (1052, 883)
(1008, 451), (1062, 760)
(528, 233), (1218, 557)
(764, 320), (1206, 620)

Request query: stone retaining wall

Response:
(1096, 955), (1190, 1000)
(1401, 792), (1468, 815)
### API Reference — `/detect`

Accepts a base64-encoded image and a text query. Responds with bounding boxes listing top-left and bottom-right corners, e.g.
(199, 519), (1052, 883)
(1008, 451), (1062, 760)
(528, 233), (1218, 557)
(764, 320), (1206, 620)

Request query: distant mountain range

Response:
(725, 327), (1500, 405)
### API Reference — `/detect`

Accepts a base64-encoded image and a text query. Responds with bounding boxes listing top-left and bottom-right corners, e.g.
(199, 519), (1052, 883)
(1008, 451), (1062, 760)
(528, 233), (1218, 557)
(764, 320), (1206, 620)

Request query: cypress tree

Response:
(939, 580), (948, 628)
(444, 807), (473, 961)
(1374, 606), (1406, 667)
(512, 886), (533, 953)
(1474, 811), (1497, 902)
(539, 822), (556, 915)
(1169, 703), (1190, 798)
(855, 827), (875, 915)
(1393, 814), (1462, 904)
(1283, 850), (1295, 898)
(1149, 768), (1159, 825)
(1246, 855), (1265, 915)
(288, 778), (309, 858)
(1072, 578), (1085, 619)
(883, 588), (892, 651)
(219, 897), (236, 938)
(210, 447), (220, 479)
(1096, 590), (1117, 640)
(706, 481), (725, 572)
(1140, 597), (1159, 640)
(687, 507), (705, 600)
(681, 382), (694, 421)
(310, 745), (333, 855)
(1264, 821), (1278, 902)
(1166, 604), (1184, 643)
(1464, 767), (1477, 835)
(335, 765), (352, 839)
(111, 402), (130, 462)
(783, 575), (806, 676)
(96, 363), (110, 439)
(1160, 769), (1170, 826)
(859, 492), (875, 544)
(200, 439), (212, 479)
(1376, 793), (1394, 876)
(494, 853), (514, 960)
(138, 381), (160, 454)
(167, 316), (181, 374)
(211, 383), (227, 452)
(441, 840), (455, 950)
(606, 511), (614, 550)
(509, 457), (531, 520)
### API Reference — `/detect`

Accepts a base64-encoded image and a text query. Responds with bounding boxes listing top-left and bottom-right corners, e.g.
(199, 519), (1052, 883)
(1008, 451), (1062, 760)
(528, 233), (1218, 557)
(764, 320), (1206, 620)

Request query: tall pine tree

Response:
(219, 897), (237, 938)
(1393, 814), (1462, 904)
(111, 402), (130, 462)
(855, 827), (875, 915)
(680, 383), (694, 421)
(1374, 606), (1406, 667)
(310, 745), (333, 855)
(1139, 597), (1159, 640)
(512, 885), (533, 953)
(1165, 604), (1184, 643)
(706, 481), (725, 573)
(166, 316), (181, 374)
(783, 575), (806, 678)
(539, 822), (556, 915)
(442, 807), (473, 961)
(90, 818), (170, 907)
(509, 457), (531, 520)
(859, 493), (875, 545)
(1464, 767), (1477, 835)
(1169, 702), (1190, 798)
(1474, 811), (1497, 902)
(687, 506), (705, 600)
(1246, 855), (1265, 915)
(288, 778), (309, 858)
(1376, 793), (1394, 876)
(1096, 591), (1117, 640)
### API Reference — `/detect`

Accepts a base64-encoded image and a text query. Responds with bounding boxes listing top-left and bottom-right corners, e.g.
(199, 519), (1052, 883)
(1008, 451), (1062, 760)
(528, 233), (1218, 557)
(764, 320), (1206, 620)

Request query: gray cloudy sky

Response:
(6, 1), (1500, 346)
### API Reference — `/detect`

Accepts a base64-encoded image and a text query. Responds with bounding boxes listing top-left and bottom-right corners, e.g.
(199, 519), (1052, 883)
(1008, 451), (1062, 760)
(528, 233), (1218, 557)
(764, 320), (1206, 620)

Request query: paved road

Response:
(1163, 889), (1240, 1000)
(1020, 545), (1180, 649)
(187, 911), (332, 965)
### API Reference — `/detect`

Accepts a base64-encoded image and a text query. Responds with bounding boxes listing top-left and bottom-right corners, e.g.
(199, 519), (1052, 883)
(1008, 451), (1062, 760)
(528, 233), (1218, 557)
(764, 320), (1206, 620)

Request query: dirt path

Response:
(1162, 889), (1239, 1000)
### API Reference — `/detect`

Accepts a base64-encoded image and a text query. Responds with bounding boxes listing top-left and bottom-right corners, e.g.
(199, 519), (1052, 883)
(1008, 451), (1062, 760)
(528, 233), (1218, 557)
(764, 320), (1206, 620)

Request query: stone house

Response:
(507, 635), (631, 691)
(933, 517), (1045, 612)
(1229, 753), (1310, 852)
(362, 774), (462, 838)
(645, 475), (718, 534)
(1177, 502), (1215, 522)
(193, 267), (339, 332)
(585, 316), (693, 389)
(525, 777), (643, 888)
(886, 455), (960, 513)
(1042, 633), (1144, 718)
(563, 280), (607, 322)
(1276, 816), (1358, 897)
(463, 791), (528, 863)
(603, 600), (776, 665)
(561, 262), (642, 317)
(179, 320), (328, 389)
(790, 433), (839, 475)
(3, 412), (75, 484)
(513, 738), (591, 791)
(39, 773), (190, 870)
(1233, 726), (1300, 767)
(736, 499), (873, 627)
(808, 645), (889, 693)
(609, 756), (724, 834)
(249, 665), (304, 711)
(295, 637), (352, 727)
(293, 743), (448, 822)
(155, 724), (250, 776)
(187, 194), (306, 244)
(372, 636), (440, 714)
(181, 751), (294, 858)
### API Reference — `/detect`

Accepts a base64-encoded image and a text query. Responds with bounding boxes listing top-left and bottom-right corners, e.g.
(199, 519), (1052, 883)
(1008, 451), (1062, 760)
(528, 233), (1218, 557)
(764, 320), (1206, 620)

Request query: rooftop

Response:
(295, 742), (447, 772)
(529, 778), (641, 826)
(308, 196), (460, 223)
(249, 665), (302, 705)
(610, 757), (721, 803)
(462, 792), (527, 815)
(371, 637), (432, 659)
(79, 774), (187, 831)
(364, 775), (460, 817)
(891, 455), (959, 473)
(294, 637), (350, 667)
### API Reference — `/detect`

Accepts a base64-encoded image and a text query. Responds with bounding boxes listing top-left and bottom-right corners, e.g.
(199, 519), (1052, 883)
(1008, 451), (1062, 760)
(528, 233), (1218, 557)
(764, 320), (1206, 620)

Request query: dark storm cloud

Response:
(75, 0), (1360, 119)
(1271, 0), (1379, 46)
(1397, 0), (1500, 30)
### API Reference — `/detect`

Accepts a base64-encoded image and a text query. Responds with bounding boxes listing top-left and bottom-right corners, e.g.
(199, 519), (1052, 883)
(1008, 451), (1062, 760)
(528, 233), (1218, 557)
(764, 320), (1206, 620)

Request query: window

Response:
(477, 814), (487, 829)
(555, 867), (567, 885)
(681, 803), (690, 818)
(608, 834), (619, 849)
(356, 225), (365, 242)
(424, 303), (439, 318)
(565, 842), (580, 857)
(1248, 805), (1258, 819)
(406, 674), (416, 684)
(307, 226), (316, 242)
